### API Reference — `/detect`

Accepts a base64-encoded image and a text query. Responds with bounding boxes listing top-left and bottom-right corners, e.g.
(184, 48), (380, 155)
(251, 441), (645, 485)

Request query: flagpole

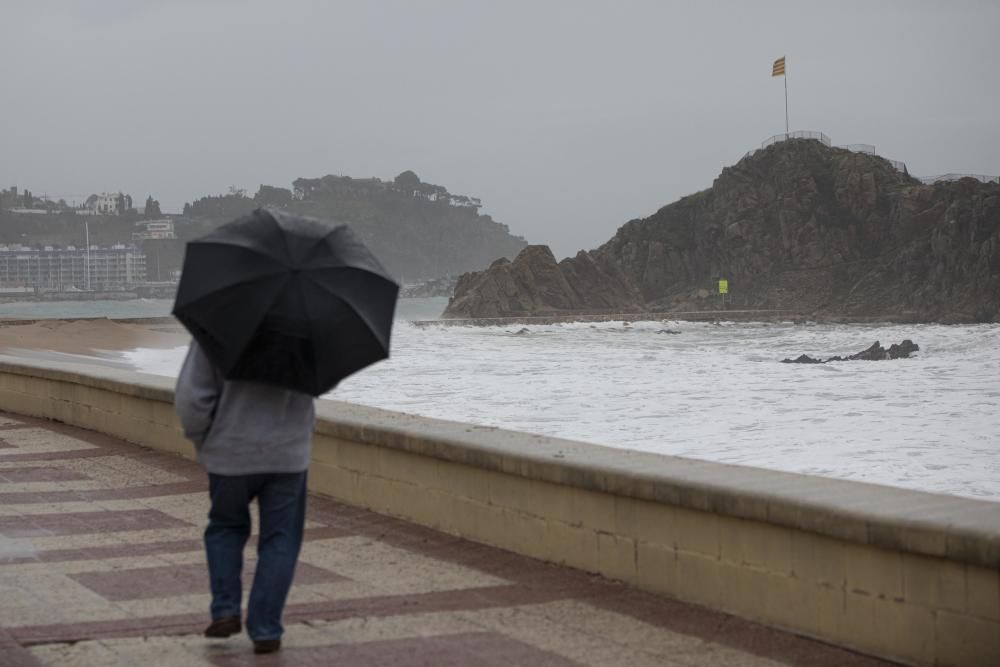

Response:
(784, 67), (789, 134)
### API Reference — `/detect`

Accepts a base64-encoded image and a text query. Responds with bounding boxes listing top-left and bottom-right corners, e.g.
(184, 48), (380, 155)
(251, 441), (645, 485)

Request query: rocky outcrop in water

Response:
(781, 339), (919, 363)
(447, 245), (641, 318)
(445, 139), (1000, 322)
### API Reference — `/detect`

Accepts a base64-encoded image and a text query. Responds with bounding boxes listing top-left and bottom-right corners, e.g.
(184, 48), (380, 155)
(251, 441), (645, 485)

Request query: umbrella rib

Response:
(175, 253), (290, 304)
(302, 273), (391, 351)
(192, 240), (292, 272)
(177, 273), (293, 366)
(178, 272), (288, 309)
(306, 227), (334, 263)
(268, 212), (297, 268)
(299, 226), (347, 269)
(229, 272), (295, 369)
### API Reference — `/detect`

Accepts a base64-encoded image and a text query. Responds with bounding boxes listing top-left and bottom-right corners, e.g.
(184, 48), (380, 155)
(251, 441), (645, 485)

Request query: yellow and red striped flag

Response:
(772, 56), (786, 77)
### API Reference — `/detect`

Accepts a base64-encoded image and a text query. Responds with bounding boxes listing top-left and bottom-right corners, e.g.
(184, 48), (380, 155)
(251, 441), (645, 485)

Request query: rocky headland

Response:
(445, 139), (1000, 323)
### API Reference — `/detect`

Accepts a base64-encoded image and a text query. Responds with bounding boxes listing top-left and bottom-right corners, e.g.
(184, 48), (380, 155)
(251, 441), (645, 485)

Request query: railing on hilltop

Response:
(740, 131), (908, 175)
(834, 143), (907, 174)
(919, 173), (1000, 185)
(836, 143), (875, 155)
(742, 131), (831, 160)
(762, 130), (831, 149)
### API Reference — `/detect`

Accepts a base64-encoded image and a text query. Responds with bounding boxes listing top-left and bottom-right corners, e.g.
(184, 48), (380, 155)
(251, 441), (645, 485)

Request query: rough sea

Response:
(7, 298), (999, 502)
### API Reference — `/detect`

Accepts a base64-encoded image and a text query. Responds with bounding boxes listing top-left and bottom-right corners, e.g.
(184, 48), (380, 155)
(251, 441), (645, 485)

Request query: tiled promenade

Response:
(0, 411), (898, 666)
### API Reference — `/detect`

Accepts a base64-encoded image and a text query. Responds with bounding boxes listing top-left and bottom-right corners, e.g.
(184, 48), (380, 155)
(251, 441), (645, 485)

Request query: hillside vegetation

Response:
(183, 171), (527, 281)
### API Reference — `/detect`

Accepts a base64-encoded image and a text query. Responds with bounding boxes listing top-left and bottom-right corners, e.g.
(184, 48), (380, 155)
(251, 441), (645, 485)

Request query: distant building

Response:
(2, 186), (60, 214)
(0, 244), (146, 291)
(133, 219), (176, 241)
(90, 192), (133, 215)
(5, 208), (51, 215)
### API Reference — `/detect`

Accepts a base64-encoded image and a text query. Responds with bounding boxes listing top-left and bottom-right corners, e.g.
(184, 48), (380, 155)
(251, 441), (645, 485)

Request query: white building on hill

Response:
(90, 192), (133, 215)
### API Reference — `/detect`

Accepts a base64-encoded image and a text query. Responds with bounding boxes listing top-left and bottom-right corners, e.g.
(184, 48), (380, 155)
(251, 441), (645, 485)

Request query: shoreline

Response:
(0, 318), (189, 360)
(417, 309), (990, 327)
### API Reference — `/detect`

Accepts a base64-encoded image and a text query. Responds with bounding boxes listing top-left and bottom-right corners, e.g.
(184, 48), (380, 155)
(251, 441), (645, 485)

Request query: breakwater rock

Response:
(782, 339), (919, 364)
(447, 245), (641, 318)
(445, 139), (1000, 322)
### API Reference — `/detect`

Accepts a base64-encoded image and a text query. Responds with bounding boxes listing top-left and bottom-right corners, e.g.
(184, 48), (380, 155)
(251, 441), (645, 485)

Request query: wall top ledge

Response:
(1, 355), (997, 568)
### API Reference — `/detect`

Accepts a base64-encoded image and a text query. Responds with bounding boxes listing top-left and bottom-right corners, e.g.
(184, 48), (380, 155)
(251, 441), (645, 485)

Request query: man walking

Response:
(175, 340), (315, 654)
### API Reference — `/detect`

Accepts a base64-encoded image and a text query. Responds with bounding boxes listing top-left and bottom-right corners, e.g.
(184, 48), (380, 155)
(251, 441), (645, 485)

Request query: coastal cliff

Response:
(445, 139), (1000, 322)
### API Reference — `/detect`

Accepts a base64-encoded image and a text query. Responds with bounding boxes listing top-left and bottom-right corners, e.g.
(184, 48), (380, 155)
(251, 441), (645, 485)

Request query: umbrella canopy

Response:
(173, 208), (398, 396)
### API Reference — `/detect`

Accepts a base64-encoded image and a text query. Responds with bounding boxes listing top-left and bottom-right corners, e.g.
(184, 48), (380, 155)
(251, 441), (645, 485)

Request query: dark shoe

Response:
(204, 616), (242, 638)
(253, 639), (282, 654)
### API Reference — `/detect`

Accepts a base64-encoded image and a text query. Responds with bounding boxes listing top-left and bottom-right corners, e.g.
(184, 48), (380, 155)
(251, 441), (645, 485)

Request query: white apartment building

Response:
(0, 244), (146, 291)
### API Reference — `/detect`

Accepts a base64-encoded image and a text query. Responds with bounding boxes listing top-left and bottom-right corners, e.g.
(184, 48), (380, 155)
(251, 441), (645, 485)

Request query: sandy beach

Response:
(0, 318), (189, 365)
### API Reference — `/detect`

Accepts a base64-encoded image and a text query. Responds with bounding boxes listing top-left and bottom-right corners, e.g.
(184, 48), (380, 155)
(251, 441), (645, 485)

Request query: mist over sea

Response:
(6, 297), (996, 501)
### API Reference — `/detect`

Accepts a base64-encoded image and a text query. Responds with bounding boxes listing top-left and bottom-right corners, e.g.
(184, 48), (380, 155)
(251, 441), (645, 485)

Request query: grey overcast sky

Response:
(2, 1), (998, 258)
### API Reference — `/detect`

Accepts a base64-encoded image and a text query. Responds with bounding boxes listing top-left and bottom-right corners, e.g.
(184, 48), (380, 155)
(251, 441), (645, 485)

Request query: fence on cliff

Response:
(742, 131), (830, 160)
(740, 130), (909, 175)
(919, 173), (1000, 185)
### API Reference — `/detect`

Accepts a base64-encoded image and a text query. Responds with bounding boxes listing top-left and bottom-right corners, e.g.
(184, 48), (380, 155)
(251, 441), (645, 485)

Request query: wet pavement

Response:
(0, 411), (898, 666)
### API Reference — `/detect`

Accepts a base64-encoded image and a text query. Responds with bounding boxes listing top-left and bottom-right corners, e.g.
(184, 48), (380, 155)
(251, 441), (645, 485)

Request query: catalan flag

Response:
(772, 56), (786, 77)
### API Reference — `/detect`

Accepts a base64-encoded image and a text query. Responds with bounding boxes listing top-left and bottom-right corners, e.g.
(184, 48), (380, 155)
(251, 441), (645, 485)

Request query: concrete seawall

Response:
(0, 355), (996, 666)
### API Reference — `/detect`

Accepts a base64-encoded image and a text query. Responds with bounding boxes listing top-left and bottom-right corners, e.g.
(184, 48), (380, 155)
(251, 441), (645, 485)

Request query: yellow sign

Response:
(718, 279), (729, 294)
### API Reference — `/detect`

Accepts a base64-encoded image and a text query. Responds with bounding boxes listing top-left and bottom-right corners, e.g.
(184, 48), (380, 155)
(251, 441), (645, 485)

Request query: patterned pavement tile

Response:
(1, 553), (180, 577)
(4, 526), (203, 552)
(0, 572), (125, 628)
(298, 536), (510, 596)
(469, 601), (788, 667)
(2, 500), (140, 516)
(0, 456), (189, 493)
(210, 631), (584, 667)
(480, 600), (706, 655)
(268, 608), (486, 646)
(0, 631), (39, 667)
(0, 480), (206, 505)
(70, 561), (344, 601)
(0, 537), (203, 565)
(0, 467), (90, 483)
(0, 509), (190, 538)
(32, 636), (217, 667)
(0, 428), (98, 457)
(0, 448), (112, 463)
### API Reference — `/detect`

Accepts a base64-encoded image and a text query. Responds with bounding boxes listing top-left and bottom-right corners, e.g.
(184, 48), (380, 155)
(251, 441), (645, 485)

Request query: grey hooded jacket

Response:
(174, 342), (315, 475)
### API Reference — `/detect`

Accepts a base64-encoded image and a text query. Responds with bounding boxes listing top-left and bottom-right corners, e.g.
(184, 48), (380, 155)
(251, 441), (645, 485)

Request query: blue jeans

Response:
(204, 471), (307, 641)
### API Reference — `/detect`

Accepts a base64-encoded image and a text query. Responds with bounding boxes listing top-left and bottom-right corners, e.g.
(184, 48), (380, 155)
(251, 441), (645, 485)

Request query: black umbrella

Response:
(172, 208), (398, 396)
